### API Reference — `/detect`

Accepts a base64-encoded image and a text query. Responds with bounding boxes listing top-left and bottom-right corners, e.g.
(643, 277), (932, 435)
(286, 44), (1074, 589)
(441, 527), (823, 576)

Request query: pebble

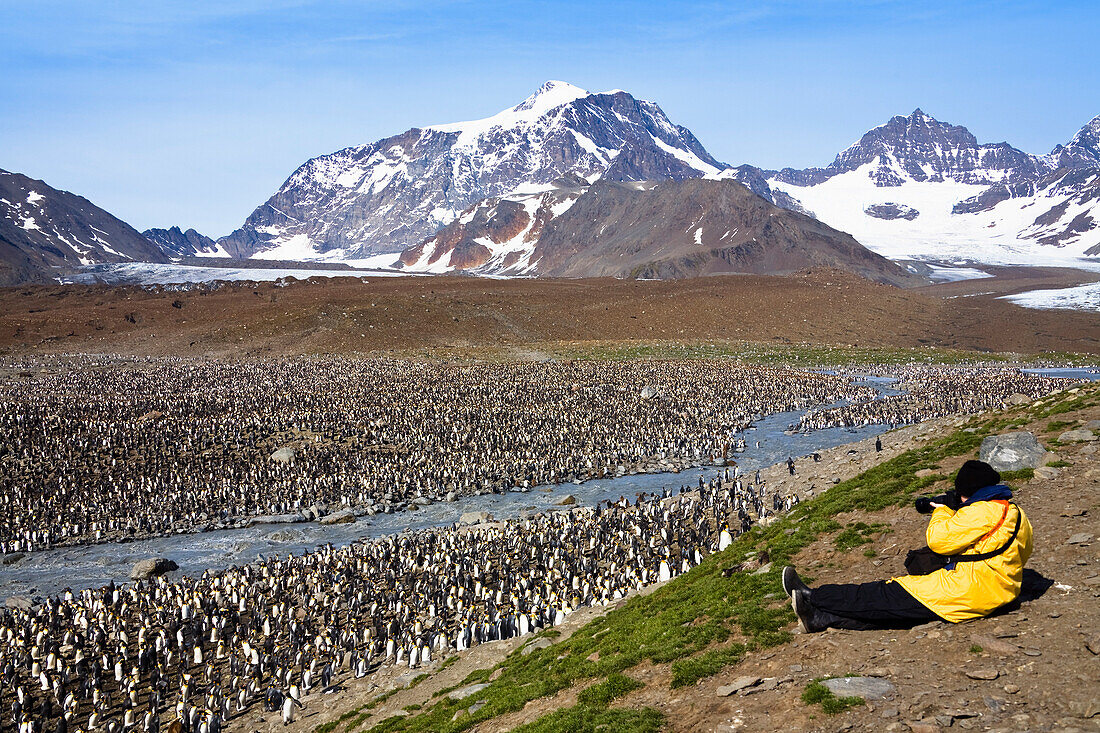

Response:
(965, 669), (1000, 680)
(1066, 533), (1093, 545)
(716, 676), (760, 697)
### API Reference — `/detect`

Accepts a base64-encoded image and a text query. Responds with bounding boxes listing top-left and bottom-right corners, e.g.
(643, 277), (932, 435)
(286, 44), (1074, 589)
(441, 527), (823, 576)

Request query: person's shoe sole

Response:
(791, 589), (818, 633)
(782, 566), (809, 598)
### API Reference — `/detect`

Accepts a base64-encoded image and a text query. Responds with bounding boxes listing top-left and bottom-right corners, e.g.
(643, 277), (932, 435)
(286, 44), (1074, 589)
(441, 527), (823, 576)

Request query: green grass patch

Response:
(834, 521), (890, 552)
(801, 680), (864, 715)
(670, 643), (747, 688)
(359, 391), (1100, 733)
(1046, 460), (1071, 468)
(511, 673), (660, 733)
(1000, 468), (1034, 483)
(512, 706), (664, 733)
(969, 645), (983, 654)
(1044, 419), (1077, 433)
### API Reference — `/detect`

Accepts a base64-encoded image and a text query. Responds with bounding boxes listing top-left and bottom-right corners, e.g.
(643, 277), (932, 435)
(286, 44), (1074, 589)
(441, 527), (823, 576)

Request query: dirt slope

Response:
(1, 269), (1098, 357)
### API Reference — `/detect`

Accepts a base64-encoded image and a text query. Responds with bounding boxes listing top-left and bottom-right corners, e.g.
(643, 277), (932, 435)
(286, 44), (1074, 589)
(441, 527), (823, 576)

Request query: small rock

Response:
(318, 510), (356, 525)
(459, 511), (492, 526)
(1003, 684), (1020, 694)
(555, 495), (577, 506)
(965, 669), (999, 680)
(717, 676), (760, 696)
(969, 633), (1018, 655)
(445, 491), (457, 502)
(130, 558), (178, 580)
(1085, 637), (1100, 655)
(789, 664), (803, 673)
(1068, 699), (1100, 719)
(1, 553), (25, 566)
(1033, 466), (1059, 480)
(520, 638), (552, 656)
(880, 707), (900, 718)
(907, 720), (940, 733)
(469, 700), (488, 714)
(1066, 533), (1093, 545)
(447, 683), (489, 701)
(270, 446), (296, 463)
(821, 676), (896, 700)
(984, 696), (1006, 713)
(489, 668), (503, 682)
(1059, 429), (1097, 443)
(4, 596), (33, 611)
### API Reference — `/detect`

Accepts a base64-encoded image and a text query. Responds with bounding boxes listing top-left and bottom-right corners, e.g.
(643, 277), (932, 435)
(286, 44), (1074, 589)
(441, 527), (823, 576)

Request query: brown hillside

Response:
(0, 268), (1097, 357)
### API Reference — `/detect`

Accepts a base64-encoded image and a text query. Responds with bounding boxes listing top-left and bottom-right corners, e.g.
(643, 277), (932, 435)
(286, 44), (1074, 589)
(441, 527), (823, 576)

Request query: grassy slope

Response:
(336, 383), (1098, 733)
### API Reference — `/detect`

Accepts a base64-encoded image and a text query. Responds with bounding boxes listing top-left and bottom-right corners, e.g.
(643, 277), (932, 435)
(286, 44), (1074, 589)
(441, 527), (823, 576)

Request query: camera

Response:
(915, 490), (961, 514)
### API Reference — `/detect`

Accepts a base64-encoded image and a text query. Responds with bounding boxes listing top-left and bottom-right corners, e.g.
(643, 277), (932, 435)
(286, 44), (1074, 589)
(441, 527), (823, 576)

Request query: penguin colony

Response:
(0, 469), (799, 733)
(0, 355), (1077, 733)
(0, 357), (888, 554)
(797, 366), (1066, 430)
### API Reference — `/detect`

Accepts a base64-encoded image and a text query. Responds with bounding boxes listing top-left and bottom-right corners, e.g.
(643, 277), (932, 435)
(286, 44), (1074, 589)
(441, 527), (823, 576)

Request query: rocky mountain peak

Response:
(1050, 114), (1100, 169)
(772, 109), (1050, 188)
(218, 82), (726, 260)
(143, 226), (222, 259)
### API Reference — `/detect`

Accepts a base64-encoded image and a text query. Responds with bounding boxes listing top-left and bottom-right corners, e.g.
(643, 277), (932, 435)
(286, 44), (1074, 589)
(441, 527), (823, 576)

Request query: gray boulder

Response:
(5, 596), (34, 611)
(979, 432), (1048, 472)
(555, 495), (577, 506)
(447, 683), (490, 701)
(131, 558), (178, 580)
(1059, 429), (1096, 443)
(1, 552), (25, 566)
(821, 676), (896, 700)
(270, 446), (296, 463)
(319, 510), (356, 525)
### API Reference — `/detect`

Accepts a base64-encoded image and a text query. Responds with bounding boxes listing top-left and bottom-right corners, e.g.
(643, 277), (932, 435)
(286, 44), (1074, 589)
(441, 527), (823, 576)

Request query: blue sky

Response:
(2, 1), (1097, 237)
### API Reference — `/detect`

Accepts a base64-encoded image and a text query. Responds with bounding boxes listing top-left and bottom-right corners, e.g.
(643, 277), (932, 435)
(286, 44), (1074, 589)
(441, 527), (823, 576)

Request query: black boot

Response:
(782, 566), (809, 599)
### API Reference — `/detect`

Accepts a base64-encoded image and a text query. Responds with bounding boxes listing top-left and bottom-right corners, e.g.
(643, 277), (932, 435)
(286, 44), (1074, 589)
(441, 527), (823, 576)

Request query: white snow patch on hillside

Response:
(66, 263), (411, 285)
(1002, 281), (1100, 312)
(770, 161), (1100, 266)
(429, 81), (590, 150)
(651, 135), (720, 175)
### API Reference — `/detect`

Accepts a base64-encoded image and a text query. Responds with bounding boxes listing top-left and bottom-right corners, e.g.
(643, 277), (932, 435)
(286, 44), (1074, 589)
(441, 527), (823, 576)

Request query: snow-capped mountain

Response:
(399, 177), (925, 286)
(0, 169), (167, 285)
(218, 81), (725, 260)
(143, 226), (227, 259)
(760, 110), (1100, 265)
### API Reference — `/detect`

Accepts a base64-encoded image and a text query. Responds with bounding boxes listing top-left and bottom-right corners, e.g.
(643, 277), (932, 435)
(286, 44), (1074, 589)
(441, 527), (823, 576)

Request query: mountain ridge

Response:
(217, 81), (727, 261)
(0, 169), (167, 286)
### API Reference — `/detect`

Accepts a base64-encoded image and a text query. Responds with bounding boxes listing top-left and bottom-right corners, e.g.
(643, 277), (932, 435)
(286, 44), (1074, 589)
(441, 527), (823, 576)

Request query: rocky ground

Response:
(238, 388), (1099, 733)
(2, 268), (1099, 358)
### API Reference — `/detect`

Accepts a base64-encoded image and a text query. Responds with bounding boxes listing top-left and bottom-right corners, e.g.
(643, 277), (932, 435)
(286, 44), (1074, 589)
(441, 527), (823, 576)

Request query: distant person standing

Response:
(876, 437), (883, 452)
(787, 457), (795, 475)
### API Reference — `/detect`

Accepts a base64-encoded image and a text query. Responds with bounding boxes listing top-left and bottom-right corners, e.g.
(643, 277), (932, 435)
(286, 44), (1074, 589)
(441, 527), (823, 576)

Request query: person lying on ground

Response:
(782, 459), (1033, 632)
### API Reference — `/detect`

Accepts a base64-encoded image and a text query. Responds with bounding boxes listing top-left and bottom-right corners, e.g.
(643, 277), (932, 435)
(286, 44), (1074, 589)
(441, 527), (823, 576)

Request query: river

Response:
(4, 370), (1095, 600)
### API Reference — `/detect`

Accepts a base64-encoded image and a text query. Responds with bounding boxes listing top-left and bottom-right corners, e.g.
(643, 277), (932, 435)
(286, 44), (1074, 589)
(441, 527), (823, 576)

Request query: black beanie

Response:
(955, 460), (1001, 496)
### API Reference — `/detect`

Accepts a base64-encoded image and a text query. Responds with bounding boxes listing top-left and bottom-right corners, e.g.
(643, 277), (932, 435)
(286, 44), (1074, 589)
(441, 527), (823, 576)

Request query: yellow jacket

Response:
(895, 497), (1032, 623)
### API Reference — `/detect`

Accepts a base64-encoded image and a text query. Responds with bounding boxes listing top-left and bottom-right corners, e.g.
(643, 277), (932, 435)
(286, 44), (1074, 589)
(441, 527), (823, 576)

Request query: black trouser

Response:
(807, 580), (941, 630)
